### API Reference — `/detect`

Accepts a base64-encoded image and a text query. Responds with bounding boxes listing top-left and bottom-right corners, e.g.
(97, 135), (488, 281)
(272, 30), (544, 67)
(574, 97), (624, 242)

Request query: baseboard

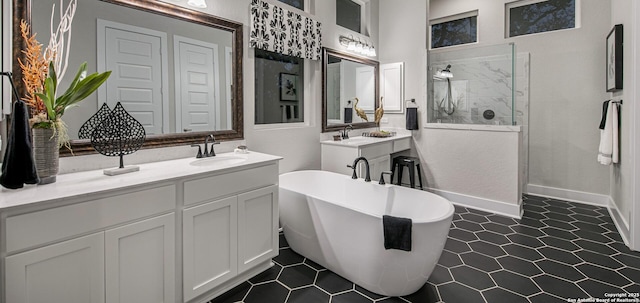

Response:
(525, 184), (610, 207)
(608, 196), (631, 246)
(427, 187), (522, 219)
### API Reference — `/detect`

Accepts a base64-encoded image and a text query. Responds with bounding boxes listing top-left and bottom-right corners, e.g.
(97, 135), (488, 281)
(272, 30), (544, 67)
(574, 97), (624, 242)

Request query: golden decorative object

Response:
(353, 97), (368, 122)
(374, 96), (384, 124)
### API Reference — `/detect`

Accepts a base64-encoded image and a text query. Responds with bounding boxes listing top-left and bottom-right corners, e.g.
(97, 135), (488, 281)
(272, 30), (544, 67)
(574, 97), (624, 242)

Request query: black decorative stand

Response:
(80, 102), (146, 176)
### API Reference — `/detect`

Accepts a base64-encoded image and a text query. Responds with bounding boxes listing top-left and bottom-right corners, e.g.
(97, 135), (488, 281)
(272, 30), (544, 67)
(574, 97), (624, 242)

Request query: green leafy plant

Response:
(33, 61), (111, 147)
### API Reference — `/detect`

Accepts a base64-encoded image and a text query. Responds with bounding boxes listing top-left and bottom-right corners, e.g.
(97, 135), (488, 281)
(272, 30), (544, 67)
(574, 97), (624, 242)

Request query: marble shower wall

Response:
(429, 45), (529, 128)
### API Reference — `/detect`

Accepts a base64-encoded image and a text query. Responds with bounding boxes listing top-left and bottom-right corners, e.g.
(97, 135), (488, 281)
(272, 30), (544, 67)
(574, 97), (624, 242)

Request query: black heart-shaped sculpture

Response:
(90, 102), (146, 169)
(78, 103), (111, 140)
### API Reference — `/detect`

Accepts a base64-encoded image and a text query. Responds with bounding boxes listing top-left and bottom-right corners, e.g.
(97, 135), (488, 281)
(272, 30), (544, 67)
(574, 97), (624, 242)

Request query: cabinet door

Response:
(237, 185), (279, 273)
(183, 196), (238, 302)
(369, 155), (391, 182)
(105, 213), (175, 303)
(5, 233), (105, 303)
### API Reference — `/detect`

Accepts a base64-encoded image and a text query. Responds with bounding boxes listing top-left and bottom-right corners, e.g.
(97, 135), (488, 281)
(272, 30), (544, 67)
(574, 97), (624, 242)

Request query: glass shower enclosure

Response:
(428, 43), (516, 125)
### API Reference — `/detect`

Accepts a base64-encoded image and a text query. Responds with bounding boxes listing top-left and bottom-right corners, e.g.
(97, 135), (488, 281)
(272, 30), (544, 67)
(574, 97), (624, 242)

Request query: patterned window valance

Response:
(250, 0), (322, 60)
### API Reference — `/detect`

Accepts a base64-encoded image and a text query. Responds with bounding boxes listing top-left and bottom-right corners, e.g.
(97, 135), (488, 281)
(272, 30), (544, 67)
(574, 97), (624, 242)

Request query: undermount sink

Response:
(190, 154), (248, 167)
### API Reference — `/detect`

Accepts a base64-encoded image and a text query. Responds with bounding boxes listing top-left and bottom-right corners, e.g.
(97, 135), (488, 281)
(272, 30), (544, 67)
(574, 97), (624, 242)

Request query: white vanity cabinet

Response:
(321, 135), (411, 181)
(4, 184), (176, 303)
(5, 232), (106, 303)
(105, 213), (175, 303)
(182, 165), (279, 302)
(183, 196), (238, 301)
(0, 152), (282, 303)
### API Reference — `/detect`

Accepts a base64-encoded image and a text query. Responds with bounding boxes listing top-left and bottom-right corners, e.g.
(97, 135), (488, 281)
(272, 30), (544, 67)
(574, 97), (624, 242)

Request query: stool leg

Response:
(417, 163), (424, 190)
(409, 163), (415, 188)
(396, 164), (404, 186)
(390, 161), (397, 184)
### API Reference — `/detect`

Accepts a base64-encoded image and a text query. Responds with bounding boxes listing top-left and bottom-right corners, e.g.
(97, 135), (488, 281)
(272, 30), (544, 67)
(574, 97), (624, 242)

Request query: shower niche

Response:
(428, 43), (525, 126)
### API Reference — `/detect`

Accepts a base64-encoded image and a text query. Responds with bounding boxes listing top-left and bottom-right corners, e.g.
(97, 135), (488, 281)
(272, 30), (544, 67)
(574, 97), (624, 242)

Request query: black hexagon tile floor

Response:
(210, 195), (640, 303)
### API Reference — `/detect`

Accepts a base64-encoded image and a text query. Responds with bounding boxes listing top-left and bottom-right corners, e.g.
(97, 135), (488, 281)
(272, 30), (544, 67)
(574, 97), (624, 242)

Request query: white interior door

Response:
(380, 62), (404, 113)
(97, 19), (169, 135)
(174, 35), (219, 133)
(355, 66), (375, 112)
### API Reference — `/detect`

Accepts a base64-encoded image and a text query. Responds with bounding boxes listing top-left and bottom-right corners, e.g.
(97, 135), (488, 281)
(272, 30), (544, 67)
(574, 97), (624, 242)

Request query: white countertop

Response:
(0, 151), (282, 210)
(320, 133), (412, 148)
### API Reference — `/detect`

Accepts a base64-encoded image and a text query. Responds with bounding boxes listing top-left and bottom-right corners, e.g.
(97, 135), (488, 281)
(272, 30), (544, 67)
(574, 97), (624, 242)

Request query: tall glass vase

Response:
(32, 127), (59, 184)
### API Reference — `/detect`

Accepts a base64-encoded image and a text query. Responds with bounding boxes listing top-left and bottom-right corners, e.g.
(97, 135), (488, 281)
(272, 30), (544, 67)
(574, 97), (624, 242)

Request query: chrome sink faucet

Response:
(347, 156), (371, 182)
(204, 134), (219, 157)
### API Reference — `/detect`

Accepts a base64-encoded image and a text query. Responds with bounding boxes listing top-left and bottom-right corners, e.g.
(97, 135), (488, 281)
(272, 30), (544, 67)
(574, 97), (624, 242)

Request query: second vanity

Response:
(321, 133), (412, 182)
(0, 152), (281, 303)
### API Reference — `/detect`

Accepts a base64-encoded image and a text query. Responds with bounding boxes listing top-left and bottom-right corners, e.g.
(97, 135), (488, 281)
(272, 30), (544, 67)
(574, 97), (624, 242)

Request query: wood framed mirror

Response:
(12, 0), (243, 156)
(322, 47), (379, 133)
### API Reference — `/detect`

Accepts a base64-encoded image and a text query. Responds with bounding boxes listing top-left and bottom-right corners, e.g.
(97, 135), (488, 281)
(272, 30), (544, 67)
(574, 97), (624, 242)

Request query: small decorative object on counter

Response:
(362, 130), (396, 138)
(333, 135), (342, 141)
(90, 102), (146, 176)
(234, 145), (248, 154)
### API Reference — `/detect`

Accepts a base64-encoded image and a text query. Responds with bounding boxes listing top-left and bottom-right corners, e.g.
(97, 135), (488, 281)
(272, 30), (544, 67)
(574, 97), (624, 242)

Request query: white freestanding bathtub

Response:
(279, 170), (454, 297)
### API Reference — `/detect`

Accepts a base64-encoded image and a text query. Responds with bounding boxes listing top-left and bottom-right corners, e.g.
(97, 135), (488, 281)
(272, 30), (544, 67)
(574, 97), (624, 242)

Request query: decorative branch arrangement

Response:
(45, 0), (78, 82)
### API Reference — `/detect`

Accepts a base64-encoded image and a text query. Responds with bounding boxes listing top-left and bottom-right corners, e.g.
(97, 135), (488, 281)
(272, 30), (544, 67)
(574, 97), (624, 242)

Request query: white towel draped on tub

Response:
(598, 101), (619, 165)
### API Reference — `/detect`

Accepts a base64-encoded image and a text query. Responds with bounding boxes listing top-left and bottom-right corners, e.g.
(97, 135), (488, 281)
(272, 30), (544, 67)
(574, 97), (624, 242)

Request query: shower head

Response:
(434, 64), (453, 80)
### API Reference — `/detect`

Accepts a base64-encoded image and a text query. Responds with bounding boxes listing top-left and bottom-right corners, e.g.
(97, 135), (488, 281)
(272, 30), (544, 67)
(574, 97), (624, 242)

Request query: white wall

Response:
(610, 0), (635, 240)
(383, 0), (611, 199)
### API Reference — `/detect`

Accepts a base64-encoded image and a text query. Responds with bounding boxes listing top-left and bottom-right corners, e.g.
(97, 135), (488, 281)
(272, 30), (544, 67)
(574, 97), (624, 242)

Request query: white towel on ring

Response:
(598, 101), (619, 165)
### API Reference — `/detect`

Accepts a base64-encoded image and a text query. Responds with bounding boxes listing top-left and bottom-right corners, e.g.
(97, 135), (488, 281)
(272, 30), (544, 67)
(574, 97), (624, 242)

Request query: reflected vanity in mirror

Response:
(322, 48), (379, 132)
(12, 0), (243, 155)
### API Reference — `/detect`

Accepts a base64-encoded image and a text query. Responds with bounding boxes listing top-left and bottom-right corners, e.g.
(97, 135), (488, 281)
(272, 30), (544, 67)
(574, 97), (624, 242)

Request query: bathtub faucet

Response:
(347, 157), (371, 182)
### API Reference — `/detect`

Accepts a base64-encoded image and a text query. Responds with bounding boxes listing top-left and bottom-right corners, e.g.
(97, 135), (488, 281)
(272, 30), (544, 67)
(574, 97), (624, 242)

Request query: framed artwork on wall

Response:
(280, 73), (298, 101)
(606, 24), (623, 92)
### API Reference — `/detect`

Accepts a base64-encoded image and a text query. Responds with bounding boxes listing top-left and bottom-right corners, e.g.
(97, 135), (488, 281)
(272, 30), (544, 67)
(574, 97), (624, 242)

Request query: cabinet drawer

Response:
(360, 142), (392, 159)
(393, 138), (411, 153)
(184, 164), (278, 206)
(6, 185), (176, 254)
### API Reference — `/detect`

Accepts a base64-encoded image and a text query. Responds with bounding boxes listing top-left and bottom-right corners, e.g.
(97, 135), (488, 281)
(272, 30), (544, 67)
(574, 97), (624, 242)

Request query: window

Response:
(277, 0), (304, 11)
(430, 11), (478, 49)
(336, 0), (361, 33)
(254, 49), (304, 124)
(507, 0), (576, 37)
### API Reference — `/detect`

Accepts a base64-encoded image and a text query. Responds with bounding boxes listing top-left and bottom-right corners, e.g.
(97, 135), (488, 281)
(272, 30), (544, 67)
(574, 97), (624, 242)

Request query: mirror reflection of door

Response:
(326, 62), (342, 124)
(174, 36), (220, 133)
(225, 47), (233, 130)
(98, 19), (169, 135)
(355, 65), (375, 113)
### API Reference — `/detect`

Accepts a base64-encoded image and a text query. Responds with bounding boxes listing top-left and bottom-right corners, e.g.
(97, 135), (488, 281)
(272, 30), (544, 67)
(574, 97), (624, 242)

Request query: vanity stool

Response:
(390, 156), (424, 190)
